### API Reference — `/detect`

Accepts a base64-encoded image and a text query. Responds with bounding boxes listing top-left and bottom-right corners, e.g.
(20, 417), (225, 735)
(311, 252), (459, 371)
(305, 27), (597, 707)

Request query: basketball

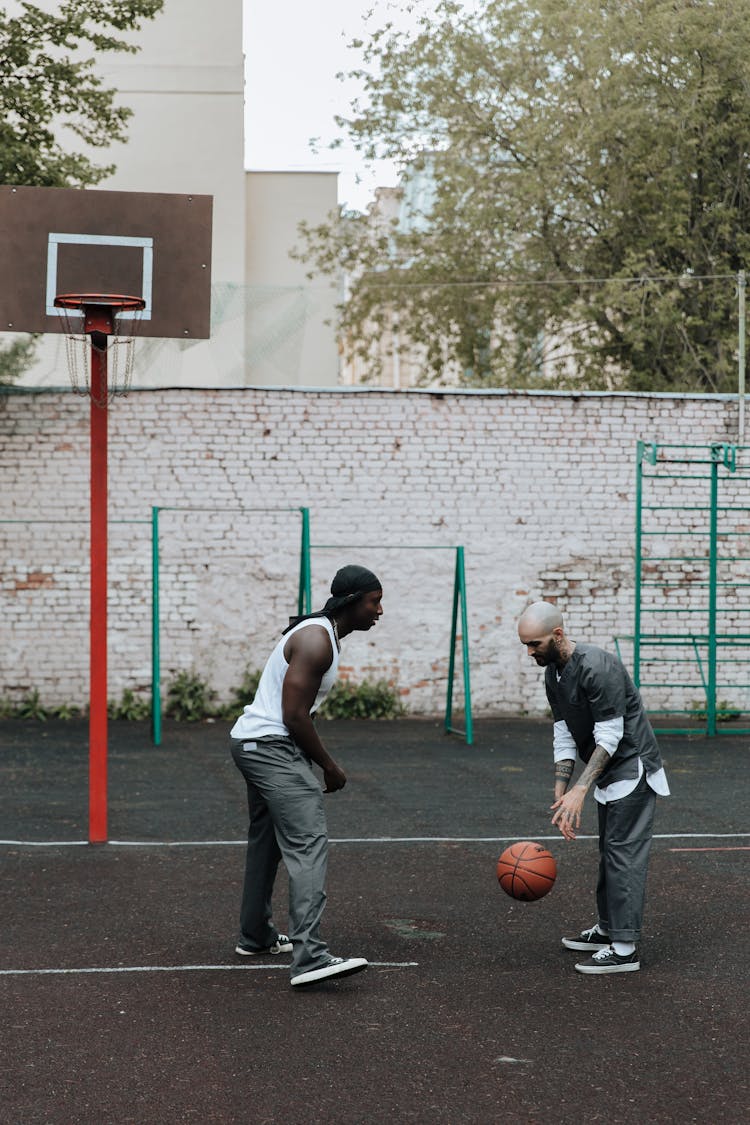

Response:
(496, 840), (557, 901)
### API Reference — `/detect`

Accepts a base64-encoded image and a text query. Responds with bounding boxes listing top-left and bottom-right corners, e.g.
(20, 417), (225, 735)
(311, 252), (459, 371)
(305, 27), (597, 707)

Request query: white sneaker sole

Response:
(235, 944), (293, 957)
(575, 960), (640, 974)
(562, 937), (610, 951)
(291, 958), (369, 987)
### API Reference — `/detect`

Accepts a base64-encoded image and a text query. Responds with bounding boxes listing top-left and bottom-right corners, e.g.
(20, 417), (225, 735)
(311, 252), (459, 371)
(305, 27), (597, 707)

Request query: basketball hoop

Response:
(54, 293), (146, 405)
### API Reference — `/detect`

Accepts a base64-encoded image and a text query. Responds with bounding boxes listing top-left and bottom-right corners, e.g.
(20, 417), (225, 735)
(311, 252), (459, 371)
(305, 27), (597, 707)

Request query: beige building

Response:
(6, 0), (340, 389)
(245, 171), (339, 386)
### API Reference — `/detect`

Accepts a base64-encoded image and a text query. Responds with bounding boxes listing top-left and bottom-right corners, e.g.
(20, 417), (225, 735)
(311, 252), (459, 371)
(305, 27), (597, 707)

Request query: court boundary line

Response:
(0, 832), (748, 848)
(0, 961), (419, 978)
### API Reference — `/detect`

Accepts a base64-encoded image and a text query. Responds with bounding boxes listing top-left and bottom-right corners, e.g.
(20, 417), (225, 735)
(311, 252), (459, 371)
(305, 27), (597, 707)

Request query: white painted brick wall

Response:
(0, 386), (746, 718)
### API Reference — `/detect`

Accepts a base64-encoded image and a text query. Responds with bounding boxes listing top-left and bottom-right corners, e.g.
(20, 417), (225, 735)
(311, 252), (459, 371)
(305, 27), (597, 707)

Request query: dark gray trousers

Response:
(231, 736), (330, 975)
(596, 773), (657, 943)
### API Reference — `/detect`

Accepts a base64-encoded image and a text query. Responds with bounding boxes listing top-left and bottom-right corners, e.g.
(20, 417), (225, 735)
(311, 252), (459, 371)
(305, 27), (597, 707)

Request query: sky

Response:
(242, 0), (443, 212)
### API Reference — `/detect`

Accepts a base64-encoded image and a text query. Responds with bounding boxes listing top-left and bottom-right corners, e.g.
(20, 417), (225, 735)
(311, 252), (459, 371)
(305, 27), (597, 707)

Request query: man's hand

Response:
(323, 763), (347, 793)
(550, 744), (610, 840)
(550, 785), (586, 841)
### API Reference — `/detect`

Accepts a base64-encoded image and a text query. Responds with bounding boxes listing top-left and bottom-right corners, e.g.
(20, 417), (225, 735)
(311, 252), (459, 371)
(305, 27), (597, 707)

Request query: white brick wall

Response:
(0, 386), (745, 717)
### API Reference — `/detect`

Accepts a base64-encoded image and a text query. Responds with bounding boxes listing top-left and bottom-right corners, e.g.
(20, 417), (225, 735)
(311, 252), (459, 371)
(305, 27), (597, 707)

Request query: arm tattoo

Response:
(573, 745), (610, 793)
(554, 760), (575, 783)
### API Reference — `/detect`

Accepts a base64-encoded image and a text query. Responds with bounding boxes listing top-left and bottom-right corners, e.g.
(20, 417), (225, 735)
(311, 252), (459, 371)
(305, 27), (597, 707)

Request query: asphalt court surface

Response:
(1, 717), (748, 1124)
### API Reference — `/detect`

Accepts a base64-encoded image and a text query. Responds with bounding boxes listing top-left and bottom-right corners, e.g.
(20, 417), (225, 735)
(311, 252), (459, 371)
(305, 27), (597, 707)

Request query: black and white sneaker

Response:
(575, 946), (640, 975)
(290, 957), (369, 987)
(235, 934), (293, 956)
(561, 925), (610, 951)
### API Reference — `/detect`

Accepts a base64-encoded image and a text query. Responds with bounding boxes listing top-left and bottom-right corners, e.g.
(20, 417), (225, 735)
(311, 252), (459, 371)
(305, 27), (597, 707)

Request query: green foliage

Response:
(318, 678), (406, 720)
(51, 702), (82, 720)
(0, 335), (40, 386)
(164, 671), (217, 722)
(0, 693), (80, 719)
(108, 689), (149, 721)
(0, 0), (164, 187)
(0, 1), (163, 386)
(213, 667), (262, 721)
(16, 689), (48, 721)
(0, 670), (406, 724)
(299, 0), (750, 392)
(690, 699), (742, 722)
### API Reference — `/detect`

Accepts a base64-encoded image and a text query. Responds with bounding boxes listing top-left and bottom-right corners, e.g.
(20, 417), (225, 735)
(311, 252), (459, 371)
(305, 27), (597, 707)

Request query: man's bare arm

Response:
(281, 626), (346, 791)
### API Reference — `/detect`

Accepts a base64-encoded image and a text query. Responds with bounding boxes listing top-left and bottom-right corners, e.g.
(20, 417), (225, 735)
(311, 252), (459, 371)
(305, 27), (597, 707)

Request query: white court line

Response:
(0, 961), (419, 978)
(1, 833), (748, 847)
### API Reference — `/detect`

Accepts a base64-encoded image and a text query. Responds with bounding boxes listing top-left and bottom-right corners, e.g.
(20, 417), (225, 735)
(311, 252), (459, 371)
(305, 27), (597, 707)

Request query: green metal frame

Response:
(151, 506), (311, 745)
(305, 541), (473, 744)
(444, 546), (473, 744)
(622, 442), (750, 735)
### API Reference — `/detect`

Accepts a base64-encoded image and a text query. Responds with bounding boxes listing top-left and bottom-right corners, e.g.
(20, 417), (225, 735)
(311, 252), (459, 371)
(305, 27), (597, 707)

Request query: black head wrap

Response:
(283, 564), (382, 634)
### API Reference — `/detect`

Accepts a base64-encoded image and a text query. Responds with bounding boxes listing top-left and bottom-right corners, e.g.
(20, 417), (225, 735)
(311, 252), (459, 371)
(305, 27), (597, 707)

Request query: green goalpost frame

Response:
(149, 513), (472, 747)
(306, 540), (473, 745)
(151, 505), (311, 746)
(445, 546), (474, 744)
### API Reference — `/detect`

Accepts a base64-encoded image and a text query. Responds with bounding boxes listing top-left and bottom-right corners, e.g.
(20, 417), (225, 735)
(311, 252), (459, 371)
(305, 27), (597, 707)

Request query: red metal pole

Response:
(89, 339), (108, 843)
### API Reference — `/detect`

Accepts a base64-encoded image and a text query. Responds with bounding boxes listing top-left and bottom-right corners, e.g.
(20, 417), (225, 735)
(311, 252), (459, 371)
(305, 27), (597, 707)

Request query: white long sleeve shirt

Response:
(553, 717), (670, 804)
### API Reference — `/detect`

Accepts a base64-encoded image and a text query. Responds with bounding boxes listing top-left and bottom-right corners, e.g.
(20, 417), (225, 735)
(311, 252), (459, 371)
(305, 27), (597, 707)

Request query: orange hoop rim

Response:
(54, 292), (146, 313)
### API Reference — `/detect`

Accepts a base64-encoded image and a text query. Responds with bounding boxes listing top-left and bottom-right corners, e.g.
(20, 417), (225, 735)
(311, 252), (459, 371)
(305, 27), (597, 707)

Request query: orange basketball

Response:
(496, 841), (557, 901)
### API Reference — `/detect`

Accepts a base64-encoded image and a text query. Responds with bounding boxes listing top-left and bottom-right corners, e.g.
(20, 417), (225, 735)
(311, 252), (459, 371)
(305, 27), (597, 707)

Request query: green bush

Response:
(163, 668), (263, 723)
(0, 694), (81, 720)
(108, 689), (150, 721)
(16, 690), (48, 721)
(0, 670), (406, 725)
(52, 702), (82, 720)
(690, 698), (741, 722)
(213, 667), (262, 721)
(318, 678), (406, 720)
(165, 671), (217, 722)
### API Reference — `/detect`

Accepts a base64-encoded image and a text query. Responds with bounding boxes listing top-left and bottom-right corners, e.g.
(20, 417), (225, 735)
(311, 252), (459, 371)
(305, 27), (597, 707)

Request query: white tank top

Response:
(230, 617), (340, 741)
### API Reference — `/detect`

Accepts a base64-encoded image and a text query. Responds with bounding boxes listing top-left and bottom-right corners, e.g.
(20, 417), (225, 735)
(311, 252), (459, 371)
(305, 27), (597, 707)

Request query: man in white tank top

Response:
(230, 565), (383, 987)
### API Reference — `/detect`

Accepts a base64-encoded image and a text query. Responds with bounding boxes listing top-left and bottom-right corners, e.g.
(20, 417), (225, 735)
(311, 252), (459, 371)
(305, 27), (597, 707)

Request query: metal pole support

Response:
(298, 507), (312, 615)
(89, 345), (108, 843)
(151, 506), (162, 746)
(707, 447), (722, 736)
(445, 546), (473, 745)
(739, 269), (746, 444)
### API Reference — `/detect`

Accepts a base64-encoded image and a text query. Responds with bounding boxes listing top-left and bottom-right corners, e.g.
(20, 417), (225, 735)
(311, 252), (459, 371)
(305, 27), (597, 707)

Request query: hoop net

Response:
(54, 294), (145, 405)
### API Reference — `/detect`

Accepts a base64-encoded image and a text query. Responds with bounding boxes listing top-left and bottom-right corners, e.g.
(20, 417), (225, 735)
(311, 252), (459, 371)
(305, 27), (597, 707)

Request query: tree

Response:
(0, 334), (38, 384)
(0, 0), (164, 383)
(298, 0), (750, 392)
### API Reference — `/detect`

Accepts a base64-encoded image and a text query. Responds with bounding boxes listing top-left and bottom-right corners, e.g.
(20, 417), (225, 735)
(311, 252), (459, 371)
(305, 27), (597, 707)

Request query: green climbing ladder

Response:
(616, 442), (750, 735)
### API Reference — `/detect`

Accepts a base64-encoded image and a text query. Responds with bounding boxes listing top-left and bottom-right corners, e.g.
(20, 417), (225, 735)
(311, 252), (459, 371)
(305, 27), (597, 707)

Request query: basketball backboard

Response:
(0, 185), (213, 338)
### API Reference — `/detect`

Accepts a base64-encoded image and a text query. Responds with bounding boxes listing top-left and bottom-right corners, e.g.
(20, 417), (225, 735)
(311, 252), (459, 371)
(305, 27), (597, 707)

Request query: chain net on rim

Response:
(55, 295), (145, 405)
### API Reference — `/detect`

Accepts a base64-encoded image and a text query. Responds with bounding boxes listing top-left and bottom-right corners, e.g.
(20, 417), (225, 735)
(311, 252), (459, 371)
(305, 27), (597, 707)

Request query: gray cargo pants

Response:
(231, 735), (331, 976)
(596, 772), (657, 943)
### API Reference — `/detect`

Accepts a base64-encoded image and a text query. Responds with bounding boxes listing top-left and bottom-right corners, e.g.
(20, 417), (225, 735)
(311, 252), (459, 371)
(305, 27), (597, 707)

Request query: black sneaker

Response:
(290, 957), (368, 987)
(235, 934), (293, 956)
(575, 947), (640, 975)
(561, 925), (610, 951)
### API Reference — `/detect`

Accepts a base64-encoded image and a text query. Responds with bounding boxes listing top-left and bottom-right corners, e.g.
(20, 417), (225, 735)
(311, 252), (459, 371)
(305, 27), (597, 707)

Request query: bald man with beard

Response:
(517, 601), (670, 975)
